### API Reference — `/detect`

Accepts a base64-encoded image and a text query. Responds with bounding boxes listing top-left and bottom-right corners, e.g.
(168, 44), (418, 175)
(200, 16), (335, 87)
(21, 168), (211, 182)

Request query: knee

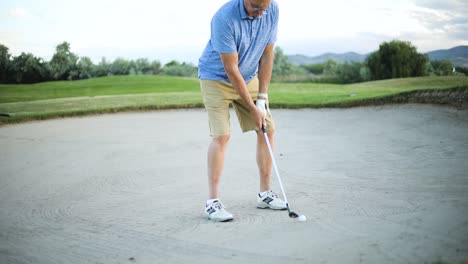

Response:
(212, 135), (230, 146)
(256, 129), (274, 139)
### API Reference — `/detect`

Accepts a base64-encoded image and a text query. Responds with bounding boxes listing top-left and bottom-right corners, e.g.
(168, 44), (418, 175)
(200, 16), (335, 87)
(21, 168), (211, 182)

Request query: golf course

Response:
(1, 76), (468, 264)
(0, 75), (467, 125)
(2, 0), (468, 261)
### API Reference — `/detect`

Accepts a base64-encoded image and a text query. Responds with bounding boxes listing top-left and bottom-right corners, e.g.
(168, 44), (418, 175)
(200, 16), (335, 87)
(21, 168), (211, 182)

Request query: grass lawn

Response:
(0, 75), (467, 124)
(0, 75), (200, 103)
(269, 76), (468, 107)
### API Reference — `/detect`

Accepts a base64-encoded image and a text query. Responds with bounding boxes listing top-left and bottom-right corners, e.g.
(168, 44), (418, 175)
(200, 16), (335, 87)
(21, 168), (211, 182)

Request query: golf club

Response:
(261, 125), (299, 218)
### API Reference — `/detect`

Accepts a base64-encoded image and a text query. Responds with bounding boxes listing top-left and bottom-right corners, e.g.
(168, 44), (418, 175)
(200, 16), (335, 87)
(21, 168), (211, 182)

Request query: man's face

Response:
(244, 0), (270, 17)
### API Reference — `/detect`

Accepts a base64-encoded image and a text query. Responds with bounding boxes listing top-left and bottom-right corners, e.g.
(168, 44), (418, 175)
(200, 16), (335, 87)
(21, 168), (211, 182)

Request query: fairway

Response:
(269, 76), (468, 107)
(0, 75), (467, 124)
(0, 75), (200, 103)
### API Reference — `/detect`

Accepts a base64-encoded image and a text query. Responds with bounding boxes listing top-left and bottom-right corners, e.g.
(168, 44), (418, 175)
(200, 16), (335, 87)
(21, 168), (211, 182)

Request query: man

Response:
(198, 0), (287, 222)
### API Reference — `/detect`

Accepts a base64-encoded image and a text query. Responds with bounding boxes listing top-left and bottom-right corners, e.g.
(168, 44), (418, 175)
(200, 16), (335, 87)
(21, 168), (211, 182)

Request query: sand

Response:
(1, 104), (467, 264)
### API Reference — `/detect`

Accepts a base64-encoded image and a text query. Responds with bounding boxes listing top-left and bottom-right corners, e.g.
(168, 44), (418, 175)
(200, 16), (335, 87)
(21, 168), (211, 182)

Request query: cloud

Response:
(8, 7), (30, 18)
(411, 0), (467, 10)
(410, 0), (468, 40)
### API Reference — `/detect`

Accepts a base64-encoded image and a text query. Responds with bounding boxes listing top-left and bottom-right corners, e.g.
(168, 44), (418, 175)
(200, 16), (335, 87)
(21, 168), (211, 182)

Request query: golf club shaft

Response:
(262, 128), (289, 205)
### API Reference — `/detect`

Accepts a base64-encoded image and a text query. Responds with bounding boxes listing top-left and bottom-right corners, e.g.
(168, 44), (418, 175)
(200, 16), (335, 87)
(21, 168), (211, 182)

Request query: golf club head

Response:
(286, 204), (299, 218)
(289, 211), (299, 218)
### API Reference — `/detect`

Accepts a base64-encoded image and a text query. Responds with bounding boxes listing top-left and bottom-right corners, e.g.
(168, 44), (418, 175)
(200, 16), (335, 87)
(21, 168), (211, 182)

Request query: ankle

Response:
(206, 198), (219, 205)
(258, 190), (271, 197)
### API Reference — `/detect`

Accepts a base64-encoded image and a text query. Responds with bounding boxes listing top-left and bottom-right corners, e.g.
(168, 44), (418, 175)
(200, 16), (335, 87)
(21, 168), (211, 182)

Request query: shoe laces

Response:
(267, 190), (279, 198)
(211, 201), (225, 210)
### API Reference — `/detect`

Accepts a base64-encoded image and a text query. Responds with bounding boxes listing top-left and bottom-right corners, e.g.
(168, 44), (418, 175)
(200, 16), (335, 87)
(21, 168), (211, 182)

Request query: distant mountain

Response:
(288, 46), (468, 67)
(288, 52), (369, 65)
(426, 46), (468, 67)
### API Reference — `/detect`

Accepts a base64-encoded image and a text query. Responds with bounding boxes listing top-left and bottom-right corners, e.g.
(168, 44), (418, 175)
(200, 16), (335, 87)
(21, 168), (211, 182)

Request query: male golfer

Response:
(199, 0), (286, 222)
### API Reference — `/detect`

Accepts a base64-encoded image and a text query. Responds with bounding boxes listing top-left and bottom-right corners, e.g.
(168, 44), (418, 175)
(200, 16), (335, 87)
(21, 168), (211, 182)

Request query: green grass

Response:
(425, 258), (468, 264)
(0, 75), (200, 103)
(269, 76), (468, 108)
(0, 75), (467, 125)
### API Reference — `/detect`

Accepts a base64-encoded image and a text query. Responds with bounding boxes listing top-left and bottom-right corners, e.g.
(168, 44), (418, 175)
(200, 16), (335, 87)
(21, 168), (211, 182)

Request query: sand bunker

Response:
(1, 104), (467, 264)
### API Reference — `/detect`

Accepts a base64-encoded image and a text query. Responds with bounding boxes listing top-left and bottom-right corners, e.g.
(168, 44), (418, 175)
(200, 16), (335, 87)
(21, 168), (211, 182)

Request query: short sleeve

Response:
(268, 3), (279, 44)
(268, 20), (278, 44)
(211, 14), (237, 54)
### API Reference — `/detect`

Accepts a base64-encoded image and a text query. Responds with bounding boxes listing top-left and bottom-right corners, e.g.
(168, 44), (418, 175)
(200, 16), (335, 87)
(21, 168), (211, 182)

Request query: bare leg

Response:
(207, 135), (230, 199)
(256, 129), (274, 192)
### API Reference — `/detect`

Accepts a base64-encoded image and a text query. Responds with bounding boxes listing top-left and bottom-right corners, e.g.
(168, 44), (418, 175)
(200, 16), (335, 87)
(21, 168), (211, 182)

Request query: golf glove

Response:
(256, 99), (267, 117)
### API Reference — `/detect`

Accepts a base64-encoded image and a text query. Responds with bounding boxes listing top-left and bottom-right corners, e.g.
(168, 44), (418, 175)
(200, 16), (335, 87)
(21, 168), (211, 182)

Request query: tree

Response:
(0, 44), (12, 83)
(323, 60), (338, 76)
(429, 60), (453, 76)
(335, 62), (364, 84)
(366, 40), (428, 80)
(150, 60), (162, 75)
(455, 66), (468, 76)
(273, 46), (292, 77)
(110, 58), (131, 75)
(412, 52), (428, 77)
(10, 53), (50, 83)
(77, 57), (94, 79)
(359, 66), (371, 82)
(93, 57), (110, 77)
(133, 58), (151, 75)
(302, 64), (324, 75)
(49, 42), (79, 80)
(366, 51), (382, 80)
(162, 60), (197, 77)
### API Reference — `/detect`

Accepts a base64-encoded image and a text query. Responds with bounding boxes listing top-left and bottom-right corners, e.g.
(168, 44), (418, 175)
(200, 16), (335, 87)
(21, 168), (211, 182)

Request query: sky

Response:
(1, 0), (467, 65)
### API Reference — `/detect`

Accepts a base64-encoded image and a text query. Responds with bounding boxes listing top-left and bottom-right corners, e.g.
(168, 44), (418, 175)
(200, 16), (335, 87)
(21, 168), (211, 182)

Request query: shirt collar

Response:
(239, 0), (266, 20)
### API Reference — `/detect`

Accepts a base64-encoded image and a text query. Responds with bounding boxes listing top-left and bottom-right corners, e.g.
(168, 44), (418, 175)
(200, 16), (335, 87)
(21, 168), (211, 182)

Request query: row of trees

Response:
(1, 40), (465, 84)
(272, 40), (465, 84)
(0, 42), (197, 84)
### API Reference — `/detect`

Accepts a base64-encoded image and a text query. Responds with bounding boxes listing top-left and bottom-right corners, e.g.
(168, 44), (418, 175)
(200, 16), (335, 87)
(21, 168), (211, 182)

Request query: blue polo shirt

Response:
(198, 0), (279, 83)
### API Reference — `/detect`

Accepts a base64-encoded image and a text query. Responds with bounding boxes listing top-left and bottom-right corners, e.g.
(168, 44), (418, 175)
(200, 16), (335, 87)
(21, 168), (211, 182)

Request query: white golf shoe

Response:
(205, 200), (234, 222)
(256, 190), (287, 210)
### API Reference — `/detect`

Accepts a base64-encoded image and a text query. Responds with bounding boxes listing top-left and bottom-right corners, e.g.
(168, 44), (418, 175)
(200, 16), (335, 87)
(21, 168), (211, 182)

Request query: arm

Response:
(220, 53), (265, 129)
(257, 44), (275, 98)
(254, 44), (274, 121)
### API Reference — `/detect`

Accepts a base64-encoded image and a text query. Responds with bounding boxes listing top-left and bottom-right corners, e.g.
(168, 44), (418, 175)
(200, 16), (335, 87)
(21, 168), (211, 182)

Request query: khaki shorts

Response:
(200, 78), (275, 136)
